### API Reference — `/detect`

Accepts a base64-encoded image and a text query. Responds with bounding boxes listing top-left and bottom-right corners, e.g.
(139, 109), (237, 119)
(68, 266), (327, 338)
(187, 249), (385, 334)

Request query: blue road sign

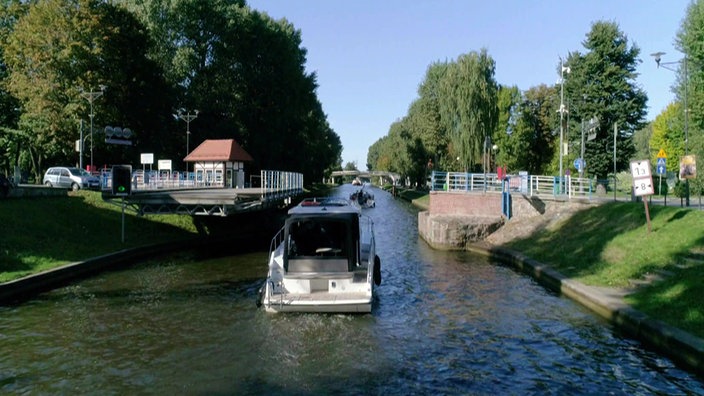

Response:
(657, 157), (666, 167)
(657, 164), (666, 175)
(574, 158), (585, 171)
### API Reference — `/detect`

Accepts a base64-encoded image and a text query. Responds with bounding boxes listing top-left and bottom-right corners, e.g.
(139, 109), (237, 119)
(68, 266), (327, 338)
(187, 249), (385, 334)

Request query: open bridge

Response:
(103, 170), (303, 216)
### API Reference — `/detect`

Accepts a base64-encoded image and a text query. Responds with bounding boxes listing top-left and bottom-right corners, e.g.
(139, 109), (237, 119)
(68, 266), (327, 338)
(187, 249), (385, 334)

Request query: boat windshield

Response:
(287, 218), (349, 258)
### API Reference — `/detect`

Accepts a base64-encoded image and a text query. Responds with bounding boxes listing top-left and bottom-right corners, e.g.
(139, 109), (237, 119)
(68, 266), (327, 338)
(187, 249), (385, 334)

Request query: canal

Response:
(1, 184), (702, 394)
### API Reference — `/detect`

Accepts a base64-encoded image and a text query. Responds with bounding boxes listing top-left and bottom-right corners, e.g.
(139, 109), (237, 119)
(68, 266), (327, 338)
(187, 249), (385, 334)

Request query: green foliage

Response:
(0, 0), (340, 186)
(676, 0), (704, 203)
(510, 84), (558, 174)
(506, 202), (704, 338)
(0, 191), (198, 282)
(650, 102), (685, 172)
(563, 21), (647, 179)
(438, 49), (499, 170)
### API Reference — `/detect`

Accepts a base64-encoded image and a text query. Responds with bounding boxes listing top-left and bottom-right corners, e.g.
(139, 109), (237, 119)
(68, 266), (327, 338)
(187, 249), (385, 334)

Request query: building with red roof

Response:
(184, 139), (253, 188)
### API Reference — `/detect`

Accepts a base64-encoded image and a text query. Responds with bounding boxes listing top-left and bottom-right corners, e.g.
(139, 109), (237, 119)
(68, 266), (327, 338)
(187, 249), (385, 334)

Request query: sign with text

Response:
(158, 159), (172, 171)
(140, 153), (154, 165)
(630, 159), (654, 196)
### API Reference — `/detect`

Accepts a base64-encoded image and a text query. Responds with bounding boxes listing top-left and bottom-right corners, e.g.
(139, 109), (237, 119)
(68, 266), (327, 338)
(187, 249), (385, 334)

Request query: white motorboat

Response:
(259, 197), (381, 313)
(349, 188), (375, 208)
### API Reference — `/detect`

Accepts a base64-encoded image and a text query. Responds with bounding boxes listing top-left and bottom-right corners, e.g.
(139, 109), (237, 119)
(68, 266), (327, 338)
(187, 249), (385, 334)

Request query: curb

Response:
(468, 242), (704, 377)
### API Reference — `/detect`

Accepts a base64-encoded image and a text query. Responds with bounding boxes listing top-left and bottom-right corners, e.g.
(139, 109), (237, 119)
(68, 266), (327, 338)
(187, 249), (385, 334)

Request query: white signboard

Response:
(141, 153), (154, 165)
(630, 159), (654, 196)
(158, 159), (172, 171)
(630, 160), (651, 178)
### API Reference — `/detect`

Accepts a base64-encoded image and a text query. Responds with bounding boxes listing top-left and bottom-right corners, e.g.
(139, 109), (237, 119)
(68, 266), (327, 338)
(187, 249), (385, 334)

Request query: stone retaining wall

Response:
(418, 191), (597, 250)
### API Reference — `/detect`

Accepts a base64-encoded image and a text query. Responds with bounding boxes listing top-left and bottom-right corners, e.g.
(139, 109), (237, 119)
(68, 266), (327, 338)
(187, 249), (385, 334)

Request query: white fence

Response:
(430, 171), (595, 199)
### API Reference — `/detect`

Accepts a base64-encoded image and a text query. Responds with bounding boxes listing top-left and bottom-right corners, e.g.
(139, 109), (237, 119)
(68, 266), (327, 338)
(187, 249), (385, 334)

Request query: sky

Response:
(247, 0), (692, 168)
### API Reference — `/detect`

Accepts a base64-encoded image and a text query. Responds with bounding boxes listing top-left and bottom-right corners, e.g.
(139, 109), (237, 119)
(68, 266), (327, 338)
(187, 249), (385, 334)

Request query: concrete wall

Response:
(418, 191), (596, 250)
(419, 192), (504, 250)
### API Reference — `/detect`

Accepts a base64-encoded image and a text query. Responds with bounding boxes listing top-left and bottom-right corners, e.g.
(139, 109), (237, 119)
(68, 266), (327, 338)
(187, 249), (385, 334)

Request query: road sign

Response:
(657, 164), (666, 175)
(630, 160), (651, 178)
(657, 148), (667, 159)
(630, 159), (654, 197)
(574, 158), (585, 171)
(633, 178), (654, 196)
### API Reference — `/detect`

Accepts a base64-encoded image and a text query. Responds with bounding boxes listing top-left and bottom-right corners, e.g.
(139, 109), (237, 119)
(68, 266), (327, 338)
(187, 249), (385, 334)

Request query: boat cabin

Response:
(283, 212), (360, 274)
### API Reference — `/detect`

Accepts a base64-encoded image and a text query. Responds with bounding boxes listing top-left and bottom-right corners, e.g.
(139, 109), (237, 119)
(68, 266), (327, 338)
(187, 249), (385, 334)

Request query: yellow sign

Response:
(657, 148), (667, 158)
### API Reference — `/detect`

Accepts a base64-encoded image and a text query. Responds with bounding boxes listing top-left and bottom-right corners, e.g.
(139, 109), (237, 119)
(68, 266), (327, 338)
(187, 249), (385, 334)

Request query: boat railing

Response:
(269, 227), (285, 260)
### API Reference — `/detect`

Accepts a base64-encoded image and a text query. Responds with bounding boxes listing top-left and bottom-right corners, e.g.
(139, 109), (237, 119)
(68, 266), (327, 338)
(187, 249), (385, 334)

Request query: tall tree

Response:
(4, 0), (171, 179)
(510, 85), (559, 175)
(563, 21), (647, 180)
(492, 85), (521, 172)
(650, 102), (684, 172)
(677, 0), (704, 195)
(438, 49), (498, 172)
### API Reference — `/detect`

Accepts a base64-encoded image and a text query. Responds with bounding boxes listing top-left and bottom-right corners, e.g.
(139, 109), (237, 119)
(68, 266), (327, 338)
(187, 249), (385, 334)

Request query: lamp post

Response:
(81, 85), (106, 172)
(178, 110), (199, 173)
(558, 58), (571, 194)
(651, 51), (689, 206)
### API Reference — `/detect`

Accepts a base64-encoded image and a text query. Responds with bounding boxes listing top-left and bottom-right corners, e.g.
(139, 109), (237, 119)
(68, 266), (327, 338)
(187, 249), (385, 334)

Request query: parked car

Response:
(43, 166), (100, 191)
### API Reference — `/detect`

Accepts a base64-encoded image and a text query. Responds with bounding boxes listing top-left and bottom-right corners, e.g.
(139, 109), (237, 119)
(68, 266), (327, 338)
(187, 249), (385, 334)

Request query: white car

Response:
(43, 167), (100, 191)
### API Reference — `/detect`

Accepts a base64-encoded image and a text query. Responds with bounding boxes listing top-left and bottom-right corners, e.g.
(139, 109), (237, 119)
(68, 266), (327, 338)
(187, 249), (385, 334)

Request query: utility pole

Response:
(558, 58), (570, 194)
(80, 86), (106, 172)
(178, 110), (199, 174)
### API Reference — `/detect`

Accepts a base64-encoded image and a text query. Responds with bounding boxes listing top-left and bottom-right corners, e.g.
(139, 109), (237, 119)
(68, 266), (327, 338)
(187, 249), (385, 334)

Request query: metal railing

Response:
(431, 171), (595, 200)
(261, 170), (304, 201)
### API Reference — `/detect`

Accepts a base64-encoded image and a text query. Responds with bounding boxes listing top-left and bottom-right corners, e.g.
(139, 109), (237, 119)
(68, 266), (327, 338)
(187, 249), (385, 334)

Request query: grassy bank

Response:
(395, 187), (703, 339)
(505, 202), (704, 338)
(0, 190), (199, 282)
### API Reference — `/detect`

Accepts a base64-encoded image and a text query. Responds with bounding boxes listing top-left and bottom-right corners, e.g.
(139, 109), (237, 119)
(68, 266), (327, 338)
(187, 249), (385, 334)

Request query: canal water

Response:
(1, 185), (703, 395)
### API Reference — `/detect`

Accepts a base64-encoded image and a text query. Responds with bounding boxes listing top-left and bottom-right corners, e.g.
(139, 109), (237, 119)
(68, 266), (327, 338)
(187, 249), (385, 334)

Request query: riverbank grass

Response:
(505, 202), (704, 338)
(0, 191), (198, 282)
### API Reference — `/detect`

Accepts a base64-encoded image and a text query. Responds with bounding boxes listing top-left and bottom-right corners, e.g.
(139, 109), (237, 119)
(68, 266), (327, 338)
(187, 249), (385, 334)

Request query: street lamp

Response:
(81, 85), (106, 172)
(651, 51), (689, 206)
(558, 58), (571, 193)
(178, 109), (199, 174)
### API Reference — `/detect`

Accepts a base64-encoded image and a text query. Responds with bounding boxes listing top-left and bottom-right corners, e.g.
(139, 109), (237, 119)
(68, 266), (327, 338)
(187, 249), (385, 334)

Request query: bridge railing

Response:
(261, 170), (303, 201)
(431, 171), (595, 200)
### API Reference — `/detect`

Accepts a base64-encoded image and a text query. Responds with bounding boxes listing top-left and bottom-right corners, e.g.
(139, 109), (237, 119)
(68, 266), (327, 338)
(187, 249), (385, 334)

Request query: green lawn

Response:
(0, 190), (199, 282)
(505, 202), (704, 338)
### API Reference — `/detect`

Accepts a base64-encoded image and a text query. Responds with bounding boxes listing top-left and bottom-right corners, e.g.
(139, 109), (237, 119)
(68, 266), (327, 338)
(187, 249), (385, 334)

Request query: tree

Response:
(4, 0), (171, 180)
(438, 49), (498, 171)
(123, 0), (342, 183)
(563, 21), (647, 180)
(510, 84), (559, 174)
(492, 85), (522, 172)
(650, 102), (684, 172)
(677, 0), (704, 197)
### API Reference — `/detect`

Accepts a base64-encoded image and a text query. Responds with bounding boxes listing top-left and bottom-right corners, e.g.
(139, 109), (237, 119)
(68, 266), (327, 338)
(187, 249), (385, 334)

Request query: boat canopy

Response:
(283, 212), (360, 273)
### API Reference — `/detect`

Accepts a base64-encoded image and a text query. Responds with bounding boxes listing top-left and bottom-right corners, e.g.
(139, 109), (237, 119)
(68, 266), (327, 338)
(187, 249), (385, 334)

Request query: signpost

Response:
(630, 159), (654, 233)
(656, 149), (667, 206)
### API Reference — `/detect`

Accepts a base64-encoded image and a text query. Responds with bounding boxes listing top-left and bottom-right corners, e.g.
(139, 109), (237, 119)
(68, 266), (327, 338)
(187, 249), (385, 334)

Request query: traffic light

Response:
(112, 165), (132, 196)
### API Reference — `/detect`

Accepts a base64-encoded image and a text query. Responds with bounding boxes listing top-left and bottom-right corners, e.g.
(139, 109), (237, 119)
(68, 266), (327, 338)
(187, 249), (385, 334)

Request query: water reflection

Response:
(0, 185), (702, 394)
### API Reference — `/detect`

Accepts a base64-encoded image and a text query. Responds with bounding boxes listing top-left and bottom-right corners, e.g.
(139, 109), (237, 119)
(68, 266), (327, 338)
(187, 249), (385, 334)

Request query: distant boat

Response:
(258, 197), (381, 313)
(350, 188), (375, 209)
(351, 177), (362, 186)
